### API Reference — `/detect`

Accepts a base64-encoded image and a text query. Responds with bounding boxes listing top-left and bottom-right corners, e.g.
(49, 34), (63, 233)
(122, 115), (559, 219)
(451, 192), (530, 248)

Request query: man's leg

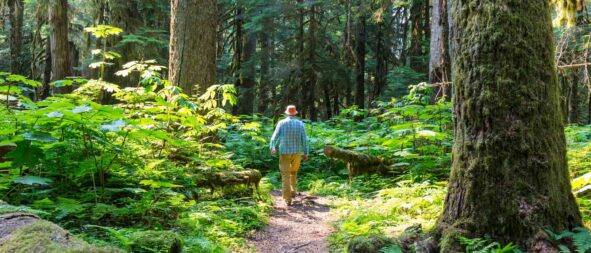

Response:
(279, 155), (292, 205)
(290, 154), (302, 197)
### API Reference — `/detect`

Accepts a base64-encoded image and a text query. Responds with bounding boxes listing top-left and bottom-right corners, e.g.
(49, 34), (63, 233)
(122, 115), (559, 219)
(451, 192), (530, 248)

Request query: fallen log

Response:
(324, 145), (403, 181)
(0, 202), (118, 252)
(195, 169), (262, 197)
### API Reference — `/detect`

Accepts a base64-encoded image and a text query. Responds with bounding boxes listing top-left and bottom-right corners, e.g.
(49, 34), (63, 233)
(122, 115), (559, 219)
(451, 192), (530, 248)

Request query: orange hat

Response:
(285, 105), (298, 116)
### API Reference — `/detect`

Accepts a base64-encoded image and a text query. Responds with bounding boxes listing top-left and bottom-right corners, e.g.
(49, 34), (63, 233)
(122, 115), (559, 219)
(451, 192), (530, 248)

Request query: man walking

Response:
(270, 105), (309, 206)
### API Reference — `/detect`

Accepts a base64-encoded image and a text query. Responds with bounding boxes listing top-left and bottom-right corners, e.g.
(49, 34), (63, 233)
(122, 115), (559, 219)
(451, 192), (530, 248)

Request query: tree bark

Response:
(408, 0), (427, 72)
(429, 0), (451, 103)
(237, 30), (256, 115)
(568, 72), (579, 124)
(437, 1), (582, 251)
(258, 15), (271, 114)
(306, 3), (318, 121)
(354, 16), (366, 110)
(49, 0), (72, 93)
(372, 22), (387, 104)
(169, 0), (217, 96)
(41, 40), (52, 99)
(8, 0), (23, 74)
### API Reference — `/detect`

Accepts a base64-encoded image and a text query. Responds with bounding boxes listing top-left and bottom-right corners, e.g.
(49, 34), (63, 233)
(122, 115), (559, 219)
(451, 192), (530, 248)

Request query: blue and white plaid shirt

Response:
(270, 116), (309, 155)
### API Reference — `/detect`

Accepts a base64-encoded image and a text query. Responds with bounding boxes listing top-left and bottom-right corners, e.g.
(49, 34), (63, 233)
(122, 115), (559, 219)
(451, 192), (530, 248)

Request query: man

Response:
(270, 105), (309, 206)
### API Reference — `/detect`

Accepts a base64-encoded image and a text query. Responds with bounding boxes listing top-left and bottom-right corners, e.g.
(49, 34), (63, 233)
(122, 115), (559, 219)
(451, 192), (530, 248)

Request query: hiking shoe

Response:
(286, 200), (292, 206)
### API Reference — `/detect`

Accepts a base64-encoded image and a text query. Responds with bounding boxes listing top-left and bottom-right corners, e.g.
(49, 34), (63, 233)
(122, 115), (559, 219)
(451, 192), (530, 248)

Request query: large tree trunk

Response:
(354, 16), (366, 110)
(437, 1), (582, 251)
(428, 0), (451, 103)
(169, 0), (217, 96)
(8, 0), (23, 74)
(49, 0), (72, 93)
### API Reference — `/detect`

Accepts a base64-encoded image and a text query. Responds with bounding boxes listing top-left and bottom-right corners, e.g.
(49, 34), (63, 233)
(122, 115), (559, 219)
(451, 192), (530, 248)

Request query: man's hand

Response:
(271, 149), (276, 155)
(303, 155), (309, 161)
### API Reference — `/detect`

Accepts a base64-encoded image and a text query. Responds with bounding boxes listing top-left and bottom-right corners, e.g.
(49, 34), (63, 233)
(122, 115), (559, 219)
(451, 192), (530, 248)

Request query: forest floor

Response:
(247, 190), (333, 253)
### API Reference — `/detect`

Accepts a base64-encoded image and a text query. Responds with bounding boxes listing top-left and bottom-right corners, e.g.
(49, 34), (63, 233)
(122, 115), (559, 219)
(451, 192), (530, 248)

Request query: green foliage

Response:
(546, 227), (591, 253)
(458, 236), (521, 253)
(347, 234), (393, 253)
(378, 244), (404, 253)
(0, 62), (269, 251)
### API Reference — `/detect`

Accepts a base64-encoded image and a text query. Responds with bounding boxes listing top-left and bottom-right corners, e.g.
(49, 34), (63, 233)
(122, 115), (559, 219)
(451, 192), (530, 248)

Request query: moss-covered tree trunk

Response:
(437, 1), (582, 251)
(168, 0), (217, 96)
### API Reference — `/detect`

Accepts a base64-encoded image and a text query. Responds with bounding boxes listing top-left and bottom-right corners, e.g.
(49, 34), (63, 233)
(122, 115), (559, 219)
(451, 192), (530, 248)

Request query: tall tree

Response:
(437, 1), (581, 251)
(305, 2), (318, 121)
(354, 15), (366, 110)
(8, 0), (23, 73)
(237, 6), (257, 115)
(428, 0), (450, 102)
(48, 0), (72, 85)
(408, 0), (428, 72)
(169, 0), (217, 95)
(257, 6), (272, 114)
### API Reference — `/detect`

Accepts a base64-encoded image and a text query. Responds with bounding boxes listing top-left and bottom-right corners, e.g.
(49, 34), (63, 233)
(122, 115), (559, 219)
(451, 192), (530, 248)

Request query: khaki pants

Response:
(279, 154), (302, 203)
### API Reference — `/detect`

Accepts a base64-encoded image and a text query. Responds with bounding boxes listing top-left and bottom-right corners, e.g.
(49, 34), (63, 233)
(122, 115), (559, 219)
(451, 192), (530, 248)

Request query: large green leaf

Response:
(13, 176), (53, 186)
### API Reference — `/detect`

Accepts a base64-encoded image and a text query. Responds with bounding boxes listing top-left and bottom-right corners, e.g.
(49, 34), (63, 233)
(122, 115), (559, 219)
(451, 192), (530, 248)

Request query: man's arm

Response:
(270, 121), (282, 153)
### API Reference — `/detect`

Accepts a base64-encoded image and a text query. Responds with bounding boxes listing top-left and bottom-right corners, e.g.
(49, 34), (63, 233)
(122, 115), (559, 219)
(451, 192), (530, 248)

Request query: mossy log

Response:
(196, 169), (262, 197)
(0, 144), (16, 162)
(324, 145), (403, 180)
(0, 209), (118, 252)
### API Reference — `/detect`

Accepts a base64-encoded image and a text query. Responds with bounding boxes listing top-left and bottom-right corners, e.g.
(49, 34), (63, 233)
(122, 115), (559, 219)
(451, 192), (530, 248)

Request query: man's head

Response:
(285, 105), (298, 116)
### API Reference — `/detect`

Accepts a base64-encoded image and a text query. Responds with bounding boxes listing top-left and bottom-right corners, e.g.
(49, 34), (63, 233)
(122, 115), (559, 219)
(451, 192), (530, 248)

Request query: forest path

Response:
(247, 190), (333, 253)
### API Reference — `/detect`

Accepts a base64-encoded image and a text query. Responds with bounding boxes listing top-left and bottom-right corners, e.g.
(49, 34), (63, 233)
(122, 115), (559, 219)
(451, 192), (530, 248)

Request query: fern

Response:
(379, 244), (403, 253)
(571, 227), (591, 253)
(546, 227), (591, 253)
(458, 236), (521, 253)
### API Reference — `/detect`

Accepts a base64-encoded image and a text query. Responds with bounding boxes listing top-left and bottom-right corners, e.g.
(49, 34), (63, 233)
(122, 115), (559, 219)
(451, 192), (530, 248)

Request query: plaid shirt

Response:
(270, 116), (309, 155)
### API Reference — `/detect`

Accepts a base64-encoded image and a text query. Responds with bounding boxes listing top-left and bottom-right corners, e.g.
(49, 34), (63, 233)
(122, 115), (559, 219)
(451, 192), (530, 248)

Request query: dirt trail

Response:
(248, 190), (332, 253)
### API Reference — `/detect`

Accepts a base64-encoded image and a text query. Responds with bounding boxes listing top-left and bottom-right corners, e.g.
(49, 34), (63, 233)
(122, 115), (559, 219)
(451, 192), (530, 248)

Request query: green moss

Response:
(0, 221), (118, 253)
(347, 234), (392, 253)
(129, 230), (183, 253)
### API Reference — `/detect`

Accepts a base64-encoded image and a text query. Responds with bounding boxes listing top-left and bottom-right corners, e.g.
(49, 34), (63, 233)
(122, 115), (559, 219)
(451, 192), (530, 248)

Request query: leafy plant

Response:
(458, 236), (521, 253)
(546, 227), (591, 253)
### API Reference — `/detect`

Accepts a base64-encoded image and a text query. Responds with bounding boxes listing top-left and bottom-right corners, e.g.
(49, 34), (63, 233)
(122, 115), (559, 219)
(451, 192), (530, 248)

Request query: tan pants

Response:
(279, 154), (302, 203)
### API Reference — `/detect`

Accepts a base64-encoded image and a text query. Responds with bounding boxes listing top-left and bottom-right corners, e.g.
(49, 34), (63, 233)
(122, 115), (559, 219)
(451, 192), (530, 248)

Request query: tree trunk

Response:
(437, 1), (582, 251)
(169, 0), (217, 96)
(8, 0), (23, 74)
(372, 22), (387, 104)
(429, 0), (451, 103)
(343, 0), (354, 108)
(49, 0), (72, 93)
(568, 72), (579, 124)
(408, 0), (426, 72)
(354, 16), (366, 110)
(41, 40), (52, 99)
(294, 0), (305, 117)
(258, 17), (271, 114)
(306, 3), (318, 121)
(237, 30), (256, 115)
(323, 82), (332, 120)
